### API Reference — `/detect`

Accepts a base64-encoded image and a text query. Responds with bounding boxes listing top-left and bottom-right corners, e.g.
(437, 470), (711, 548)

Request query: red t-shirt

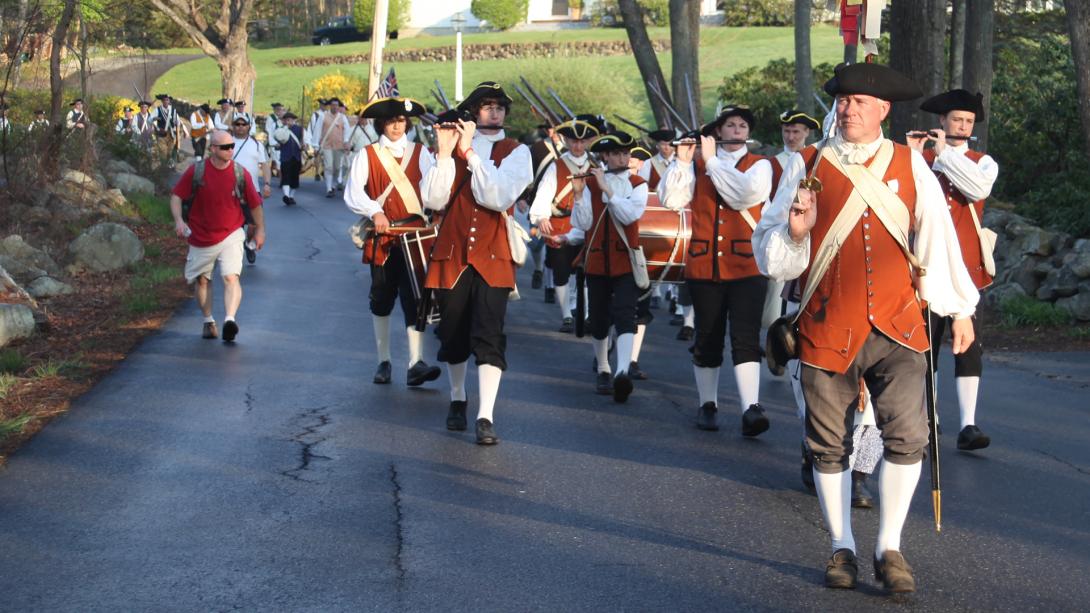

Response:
(173, 160), (263, 247)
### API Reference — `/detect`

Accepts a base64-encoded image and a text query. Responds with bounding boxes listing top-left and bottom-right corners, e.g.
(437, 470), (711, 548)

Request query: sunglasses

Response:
(214, 143), (235, 151)
(232, 122), (249, 127)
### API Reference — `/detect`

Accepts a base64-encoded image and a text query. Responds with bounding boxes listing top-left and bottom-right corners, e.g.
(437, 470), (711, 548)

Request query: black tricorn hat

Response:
(555, 119), (599, 140)
(271, 102), (284, 108)
(317, 98), (330, 105)
(574, 113), (610, 134)
(822, 63), (923, 102)
(283, 111), (298, 120)
(434, 108), (473, 124)
(217, 98), (232, 105)
(629, 146), (652, 161)
(138, 100), (151, 107)
(360, 97), (427, 119)
(155, 93), (170, 100)
(122, 106), (133, 112)
(779, 109), (820, 130)
(590, 130), (636, 153)
(34, 109), (45, 115)
(920, 89), (985, 121)
(701, 105), (756, 136)
(648, 128), (676, 143)
(457, 81), (513, 112)
(200, 103), (211, 113)
(70, 98), (84, 106)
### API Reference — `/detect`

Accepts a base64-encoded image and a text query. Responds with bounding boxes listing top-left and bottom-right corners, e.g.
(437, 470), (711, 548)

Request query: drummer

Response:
(637, 127), (676, 192)
(344, 96), (443, 388)
(660, 105), (773, 436)
(530, 117), (600, 334)
(571, 131), (649, 403)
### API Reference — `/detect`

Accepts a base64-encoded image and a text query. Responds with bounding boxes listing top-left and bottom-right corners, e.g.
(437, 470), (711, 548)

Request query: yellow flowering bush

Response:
(305, 71), (368, 114)
(111, 97), (140, 117)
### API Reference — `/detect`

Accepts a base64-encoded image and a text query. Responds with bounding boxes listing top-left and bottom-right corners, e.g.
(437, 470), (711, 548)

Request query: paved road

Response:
(2, 177), (1089, 612)
(64, 55), (202, 99)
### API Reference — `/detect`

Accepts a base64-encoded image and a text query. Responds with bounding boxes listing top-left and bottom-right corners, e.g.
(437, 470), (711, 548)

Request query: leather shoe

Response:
(406, 361), (441, 387)
(851, 471), (874, 509)
(801, 443), (816, 495)
(957, 425), (991, 450)
(532, 270), (543, 289)
(373, 360), (392, 384)
(475, 418), (498, 445)
(613, 372), (633, 403)
(825, 548), (858, 589)
(202, 321), (218, 339)
(669, 313), (683, 326)
(595, 371), (612, 395)
(741, 403), (770, 437)
(628, 361), (647, 380)
(696, 401), (719, 431)
(544, 288), (555, 303)
(559, 317), (574, 333)
(650, 295), (660, 309)
(874, 550), (916, 593)
(676, 325), (694, 341)
(446, 400), (468, 431)
(325, 189), (334, 198)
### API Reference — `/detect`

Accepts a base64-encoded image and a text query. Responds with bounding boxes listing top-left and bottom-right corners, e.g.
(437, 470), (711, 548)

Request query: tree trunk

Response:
(618, 0), (671, 129)
(949, 0), (966, 89)
(794, 0), (814, 114)
(669, 0), (701, 126)
(46, 0), (78, 178)
(889, 0), (945, 143)
(78, 14), (89, 102)
(217, 46), (256, 103)
(963, 0), (995, 151)
(1066, 0), (1090, 161)
(149, 0), (257, 101)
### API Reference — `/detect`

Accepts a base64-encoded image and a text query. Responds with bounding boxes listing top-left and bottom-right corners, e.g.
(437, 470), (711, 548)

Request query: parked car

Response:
(311, 16), (398, 45)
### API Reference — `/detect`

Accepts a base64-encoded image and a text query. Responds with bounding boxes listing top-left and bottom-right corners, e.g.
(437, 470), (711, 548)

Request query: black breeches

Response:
(928, 311), (983, 377)
(435, 267), (510, 369)
(688, 276), (767, 368)
(587, 273), (639, 340)
(369, 247), (418, 328)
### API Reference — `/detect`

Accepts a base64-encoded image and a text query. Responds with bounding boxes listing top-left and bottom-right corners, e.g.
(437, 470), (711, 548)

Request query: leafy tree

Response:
(353, 0), (411, 33)
(470, 0), (527, 30)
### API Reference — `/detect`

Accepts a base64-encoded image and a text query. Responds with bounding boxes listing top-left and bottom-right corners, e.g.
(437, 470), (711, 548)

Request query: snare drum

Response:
(639, 194), (690, 284)
(398, 226), (440, 324)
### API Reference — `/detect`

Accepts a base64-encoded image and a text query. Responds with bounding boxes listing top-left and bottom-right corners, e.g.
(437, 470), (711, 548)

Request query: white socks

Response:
(477, 364), (502, 423)
(876, 461), (922, 557)
(448, 361), (468, 402)
(593, 338), (611, 374)
(405, 326), (423, 366)
(683, 306), (695, 328)
(203, 315), (215, 324)
(631, 324), (646, 362)
(615, 333), (634, 375)
(956, 376), (980, 428)
(814, 468), (856, 553)
(694, 365), (719, 406)
(733, 361), (761, 411)
(282, 185), (291, 197)
(555, 282), (571, 319)
(372, 315), (392, 362)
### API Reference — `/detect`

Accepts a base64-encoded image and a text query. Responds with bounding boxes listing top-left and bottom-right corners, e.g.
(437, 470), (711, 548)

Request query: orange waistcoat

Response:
(922, 148), (992, 290)
(685, 153), (767, 282)
(577, 175), (645, 277)
(362, 143), (426, 266)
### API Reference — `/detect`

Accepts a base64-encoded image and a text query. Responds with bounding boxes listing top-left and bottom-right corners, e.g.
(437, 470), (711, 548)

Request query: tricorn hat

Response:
(779, 109), (820, 130)
(360, 97), (427, 119)
(283, 111), (298, 120)
(919, 89), (985, 121)
(138, 100), (151, 107)
(701, 104), (756, 136)
(155, 93), (170, 101)
(629, 146), (652, 161)
(555, 119), (599, 140)
(200, 103), (211, 113)
(457, 81), (513, 113)
(590, 130), (636, 153)
(217, 98), (232, 105)
(271, 102), (284, 108)
(648, 128), (676, 143)
(822, 63), (923, 102)
(70, 98), (84, 106)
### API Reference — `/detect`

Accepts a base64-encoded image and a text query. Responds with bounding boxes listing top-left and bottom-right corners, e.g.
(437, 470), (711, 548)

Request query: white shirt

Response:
(343, 135), (436, 219)
(751, 134), (980, 320)
(930, 142), (998, 202)
(190, 112), (210, 133)
(28, 119), (49, 133)
(637, 153), (672, 184)
(421, 130), (532, 214)
(232, 135), (268, 189)
(213, 110), (234, 131)
(570, 171), (649, 234)
(265, 114), (283, 143)
(659, 145), (772, 212)
(528, 152), (590, 225)
(306, 111), (324, 147)
(343, 123), (373, 153)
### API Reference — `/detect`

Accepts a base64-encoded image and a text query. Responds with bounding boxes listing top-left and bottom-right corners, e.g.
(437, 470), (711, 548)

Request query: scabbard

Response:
(575, 266), (586, 338)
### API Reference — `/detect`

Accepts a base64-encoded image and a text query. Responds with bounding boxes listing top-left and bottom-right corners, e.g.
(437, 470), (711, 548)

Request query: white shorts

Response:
(185, 227), (245, 284)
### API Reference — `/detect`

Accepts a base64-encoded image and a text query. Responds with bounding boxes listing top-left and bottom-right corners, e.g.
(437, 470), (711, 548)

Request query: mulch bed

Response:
(0, 222), (190, 465)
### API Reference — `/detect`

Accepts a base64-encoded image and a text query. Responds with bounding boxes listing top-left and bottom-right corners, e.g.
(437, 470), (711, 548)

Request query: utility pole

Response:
(367, 0), (390, 99)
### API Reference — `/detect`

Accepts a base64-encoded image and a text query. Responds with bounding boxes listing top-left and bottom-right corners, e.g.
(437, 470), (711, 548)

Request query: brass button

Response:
(864, 235), (870, 240)
(469, 237), (476, 242)
(864, 223), (870, 229)
(903, 332), (911, 339)
(865, 246), (871, 252)
(717, 251), (723, 256)
(868, 314), (875, 320)
(863, 211), (870, 217)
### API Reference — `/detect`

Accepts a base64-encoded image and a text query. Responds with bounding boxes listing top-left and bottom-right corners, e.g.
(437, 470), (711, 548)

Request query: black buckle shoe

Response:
(373, 360), (392, 385)
(696, 401), (719, 431)
(559, 317), (573, 334)
(282, 195), (289, 205)
(446, 400), (468, 431)
(613, 372), (633, 403)
(851, 471), (874, 509)
(874, 551), (916, 593)
(669, 313), (684, 326)
(628, 361), (647, 380)
(406, 361), (441, 387)
(825, 548), (858, 589)
(532, 270), (543, 289)
(325, 189), (335, 198)
(595, 371), (613, 395)
(957, 425), (991, 450)
(544, 288), (556, 304)
(222, 320), (239, 343)
(741, 403), (770, 437)
(475, 418), (498, 445)
(676, 325), (694, 341)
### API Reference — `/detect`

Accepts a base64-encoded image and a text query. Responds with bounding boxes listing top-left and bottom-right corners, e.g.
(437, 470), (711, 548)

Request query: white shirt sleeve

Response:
(466, 143), (532, 213)
(659, 160), (695, 211)
(705, 156), (772, 211)
(753, 152), (811, 281)
(910, 149), (980, 319)
(933, 147), (999, 202)
(421, 156), (456, 212)
(571, 185), (594, 232)
(605, 180), (647, 226)
(343, 147), (379, 217)
(529, 161), (558, 225)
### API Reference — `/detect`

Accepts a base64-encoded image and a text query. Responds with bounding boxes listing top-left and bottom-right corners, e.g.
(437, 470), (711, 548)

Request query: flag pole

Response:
(367, 0), (390, 100)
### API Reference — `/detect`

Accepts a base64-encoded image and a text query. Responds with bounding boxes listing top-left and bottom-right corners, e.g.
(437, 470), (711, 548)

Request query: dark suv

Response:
(311, 16), (398, 45)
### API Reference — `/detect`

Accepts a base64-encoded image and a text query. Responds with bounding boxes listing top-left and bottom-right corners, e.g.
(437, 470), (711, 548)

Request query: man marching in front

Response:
(421, 82), (532, 445)
(909, 89), (998, 451)
(344, 97), (442, 388)
(754, 63), (980, 593)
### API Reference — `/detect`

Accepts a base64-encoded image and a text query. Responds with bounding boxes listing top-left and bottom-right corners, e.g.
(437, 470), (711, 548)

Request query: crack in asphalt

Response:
(244, 382), (255, 413)
(389, 463), (407, 594)
(304, 238), (321, 261)
(297, 203), (341, 242)
(281, 407), (332, 482)
(1035, 449), (1090, 476)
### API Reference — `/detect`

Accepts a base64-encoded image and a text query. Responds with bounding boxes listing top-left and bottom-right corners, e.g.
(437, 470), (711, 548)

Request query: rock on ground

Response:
(107, 172), (155, 195)
(68, 222), (144, 272)
(26, 277), (74, 299)
(0, 303), (35, 347)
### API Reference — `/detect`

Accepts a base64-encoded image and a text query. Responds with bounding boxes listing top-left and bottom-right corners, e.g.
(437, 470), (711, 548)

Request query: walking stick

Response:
(575, 266), (586, 338)
(923, 305), (942, 532)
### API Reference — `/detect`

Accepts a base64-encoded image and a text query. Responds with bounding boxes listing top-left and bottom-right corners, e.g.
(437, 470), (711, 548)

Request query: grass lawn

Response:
(155, 25), (844, 126)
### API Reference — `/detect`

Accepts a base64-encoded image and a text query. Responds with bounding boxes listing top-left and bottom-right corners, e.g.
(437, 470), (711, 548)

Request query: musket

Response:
(430, 89), (450, 111)
(684, 73), (700, 129)
(813, 91), (831, 114)
(519, 77), (563, 125)
(923, 305), (943, 532)
(434, 80), (452, 110)
(646, 79), (694, 132)
(131, 82), (145, 103)
(906, 131), (978, 142)
(514, 84), (556, 128)
(575, 266), (586, 338)
(613, 114), (652, 135)
(546, 87), (576, 120)
(671, 138), (755, 147)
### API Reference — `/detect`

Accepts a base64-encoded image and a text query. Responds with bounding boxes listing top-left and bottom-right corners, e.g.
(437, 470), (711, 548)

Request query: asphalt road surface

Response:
(2, 174), (1088, 612)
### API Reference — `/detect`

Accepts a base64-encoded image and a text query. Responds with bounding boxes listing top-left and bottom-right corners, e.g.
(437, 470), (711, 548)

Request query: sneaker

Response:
(202, 321), (218, 339)
(222, 320), (239, 343)
(244, 243), (257, 264)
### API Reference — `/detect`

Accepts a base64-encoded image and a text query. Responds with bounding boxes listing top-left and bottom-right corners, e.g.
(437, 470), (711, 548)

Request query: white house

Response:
(405, 0), (720, 34)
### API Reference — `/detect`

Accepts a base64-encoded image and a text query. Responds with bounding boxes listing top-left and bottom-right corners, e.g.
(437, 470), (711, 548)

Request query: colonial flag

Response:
(376, 68), (399, 99)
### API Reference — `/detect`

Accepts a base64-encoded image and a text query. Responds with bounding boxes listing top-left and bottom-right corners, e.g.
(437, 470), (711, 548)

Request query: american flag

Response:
(376, 68), (399, 99)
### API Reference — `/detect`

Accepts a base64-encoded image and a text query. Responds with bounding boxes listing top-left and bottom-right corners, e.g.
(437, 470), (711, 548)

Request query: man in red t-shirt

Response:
(170, 129), (266, 342)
